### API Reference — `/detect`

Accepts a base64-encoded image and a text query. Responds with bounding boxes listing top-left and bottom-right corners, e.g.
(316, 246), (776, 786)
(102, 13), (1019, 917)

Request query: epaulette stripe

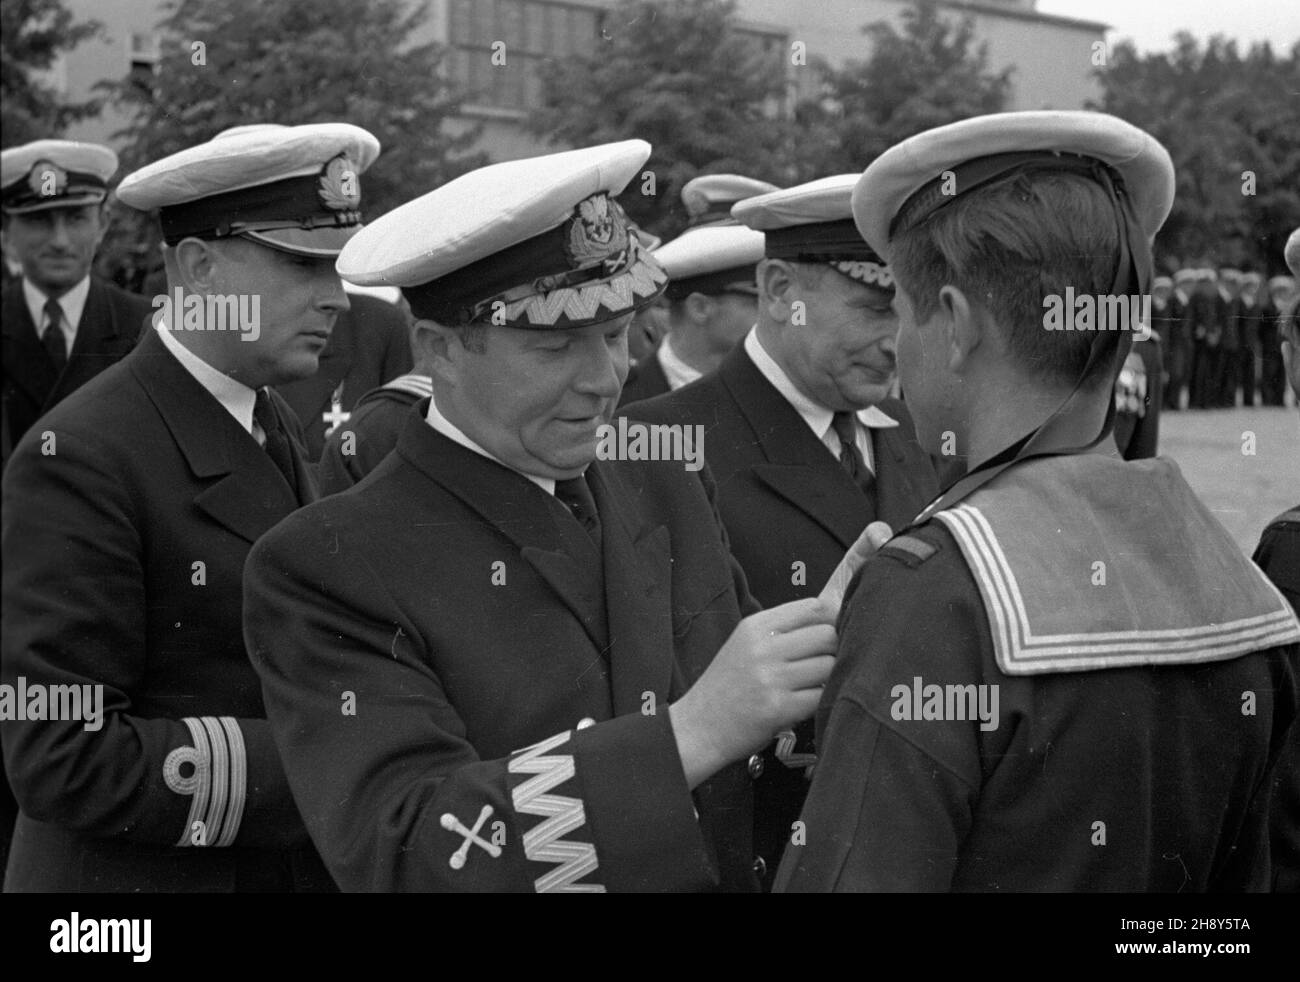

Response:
(199, 715), (230, 848)
(1272, 510), (1300, 526)
(217, 716), (247, 847)
(381, 374), (434, 399)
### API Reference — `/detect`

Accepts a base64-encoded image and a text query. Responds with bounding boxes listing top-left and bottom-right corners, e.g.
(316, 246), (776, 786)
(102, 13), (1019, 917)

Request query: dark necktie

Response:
(555, 474), (602, 551)
(253, 389), (299, 499)
(831, 411), (876, 498)
(42, 298), (68, 374)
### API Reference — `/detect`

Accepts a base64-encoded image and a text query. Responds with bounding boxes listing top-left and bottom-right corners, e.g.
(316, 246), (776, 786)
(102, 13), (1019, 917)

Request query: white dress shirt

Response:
(656, 334), (703, 391)
(25, 275), (90, 354)
(744, 327), (897, 474)
(156, 323), (261, 441)
(426, 394), (556, 495)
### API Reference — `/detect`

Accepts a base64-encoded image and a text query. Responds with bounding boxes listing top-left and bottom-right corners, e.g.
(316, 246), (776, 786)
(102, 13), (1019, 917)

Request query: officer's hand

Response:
(819, 521), (893, 615)
(670, 598), (838, 791)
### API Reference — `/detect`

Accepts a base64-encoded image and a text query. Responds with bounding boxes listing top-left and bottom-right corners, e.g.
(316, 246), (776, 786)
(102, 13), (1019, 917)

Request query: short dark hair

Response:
(890, 169), (1130, 389)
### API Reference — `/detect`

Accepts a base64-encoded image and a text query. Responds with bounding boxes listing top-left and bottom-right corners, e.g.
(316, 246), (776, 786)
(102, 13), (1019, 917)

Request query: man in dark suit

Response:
(244, 141), (858, 892)
(620, 175), (775, 407)
(1, 122), (379, 892)
(627, 174), (939, 887)
(1, 140), (151, 467)
(0, 140), (153, 872)
(274, 287), (412, 461)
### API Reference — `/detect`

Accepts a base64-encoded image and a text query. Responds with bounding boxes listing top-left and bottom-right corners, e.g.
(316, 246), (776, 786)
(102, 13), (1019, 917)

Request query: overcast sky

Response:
(1037, 0), (1300, 52)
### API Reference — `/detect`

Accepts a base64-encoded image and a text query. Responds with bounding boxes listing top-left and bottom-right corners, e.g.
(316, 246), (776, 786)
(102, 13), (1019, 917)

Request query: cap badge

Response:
(318, 154), (361, 214)
(567, 194), (625, 269)
(28, 160), (68, 199)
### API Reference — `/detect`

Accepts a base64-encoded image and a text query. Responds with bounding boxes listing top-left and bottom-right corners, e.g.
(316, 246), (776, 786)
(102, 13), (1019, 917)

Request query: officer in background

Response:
(621, 174), (775, 404)
(1162, 268), (1196, 410)
(1113, 318), (1162, 459)
(317, 294), (434, 495)
(275, 283), (412, 461)
(0, 139), (153, 872)
(1261, 275), (1294, 406)
(1, 141), (151, 463)
(2, 123), (378, 891)
(1252, 226), (1300, 893)
(627, 175), (938, 887)
(1234, 271), (1264, 407)
(778, 111), (1300, 892)
(243, 141), (866, 892)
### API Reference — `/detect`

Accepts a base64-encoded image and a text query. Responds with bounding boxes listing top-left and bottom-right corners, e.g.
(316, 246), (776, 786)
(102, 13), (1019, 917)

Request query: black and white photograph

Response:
(1, 0), (1298, 963)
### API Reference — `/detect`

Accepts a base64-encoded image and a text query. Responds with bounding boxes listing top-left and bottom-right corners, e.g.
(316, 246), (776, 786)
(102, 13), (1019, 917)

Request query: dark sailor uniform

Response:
(777, 454), (1300, 891)
(316, 372), (432, 495)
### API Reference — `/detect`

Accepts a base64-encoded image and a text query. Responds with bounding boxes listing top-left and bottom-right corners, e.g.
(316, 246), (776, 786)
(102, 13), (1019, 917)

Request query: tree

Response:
(792, 0), (1011, 177)
(1, 0), (102, 147)
(96, 0), (484, 285)
(531, 0), (794, 238)
(1095, 34), (1300, 273)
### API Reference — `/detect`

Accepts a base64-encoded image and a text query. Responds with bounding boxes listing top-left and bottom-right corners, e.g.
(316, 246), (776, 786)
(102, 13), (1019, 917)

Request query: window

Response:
(447, 0), (601, 112)
(128, 32), (160, 97)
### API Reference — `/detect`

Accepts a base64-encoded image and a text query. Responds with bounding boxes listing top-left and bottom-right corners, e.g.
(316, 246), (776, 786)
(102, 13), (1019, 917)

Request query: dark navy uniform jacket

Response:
(617, 341), (672, 407)
(244, 408), (763, 892)
(1, 276), (150, 464)
(2, 327), (331, 892)
(627, 341), (938, 887)
(777, 455), (1300, 892)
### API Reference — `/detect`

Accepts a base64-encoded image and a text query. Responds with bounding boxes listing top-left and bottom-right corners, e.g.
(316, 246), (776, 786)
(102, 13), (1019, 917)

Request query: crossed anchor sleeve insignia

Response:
(162, 716), (248, 847)
(441, 804), (503, 869)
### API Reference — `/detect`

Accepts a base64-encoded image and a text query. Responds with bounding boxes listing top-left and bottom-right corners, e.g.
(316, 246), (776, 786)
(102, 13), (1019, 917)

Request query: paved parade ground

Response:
(1160, 406), (1299, 554)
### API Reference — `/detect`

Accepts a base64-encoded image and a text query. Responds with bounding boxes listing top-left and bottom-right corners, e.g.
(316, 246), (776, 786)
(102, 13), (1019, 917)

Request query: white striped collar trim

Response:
(936, 503), (1300, 675)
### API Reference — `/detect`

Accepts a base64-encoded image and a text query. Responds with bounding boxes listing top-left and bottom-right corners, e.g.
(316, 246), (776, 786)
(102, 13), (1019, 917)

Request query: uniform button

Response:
(746, 753), (764, 779)
(576, 717), (596, 730)
(752, 856), (767, 878)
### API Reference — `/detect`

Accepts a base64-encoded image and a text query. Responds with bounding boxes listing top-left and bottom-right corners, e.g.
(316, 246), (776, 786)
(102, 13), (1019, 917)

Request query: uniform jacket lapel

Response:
(586, 461), (677, 714)
(47, 278), (143, 407)
(720, 346), (868, 550)
(394, 411), (609, 655)
(869, 400), (935, 532)
(1, 283), (59, 411)
(131, 327), (303, 543)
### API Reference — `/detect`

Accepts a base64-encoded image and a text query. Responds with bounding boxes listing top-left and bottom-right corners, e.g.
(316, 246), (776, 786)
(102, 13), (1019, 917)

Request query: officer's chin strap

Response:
(913, 159), (1151, 527)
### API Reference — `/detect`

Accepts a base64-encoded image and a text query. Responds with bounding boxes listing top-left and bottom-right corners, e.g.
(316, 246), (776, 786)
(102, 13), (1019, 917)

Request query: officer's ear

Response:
(171, 236), (223, 296)
(91, 201), (112, 246)
(936, 284), (984, 374)
(682, 291), (715, 326)
(758, 259), (800, 325)
(417, 318), (478, 386)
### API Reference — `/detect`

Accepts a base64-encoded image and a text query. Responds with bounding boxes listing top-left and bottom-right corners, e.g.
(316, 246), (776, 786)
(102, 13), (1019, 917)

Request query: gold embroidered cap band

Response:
(336, 140), (668, 330)
(732, 174), (893, 291)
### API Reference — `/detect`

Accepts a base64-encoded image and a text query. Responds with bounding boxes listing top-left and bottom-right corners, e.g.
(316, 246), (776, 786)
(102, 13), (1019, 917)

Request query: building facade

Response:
(57, 0), (1106, 162)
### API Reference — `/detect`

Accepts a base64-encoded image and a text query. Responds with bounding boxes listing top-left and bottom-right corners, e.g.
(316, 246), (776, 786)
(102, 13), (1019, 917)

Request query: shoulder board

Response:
(1267, 510), (1300, 530)
(878, 533), (939, 568)
(380, 374), (434, 399)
